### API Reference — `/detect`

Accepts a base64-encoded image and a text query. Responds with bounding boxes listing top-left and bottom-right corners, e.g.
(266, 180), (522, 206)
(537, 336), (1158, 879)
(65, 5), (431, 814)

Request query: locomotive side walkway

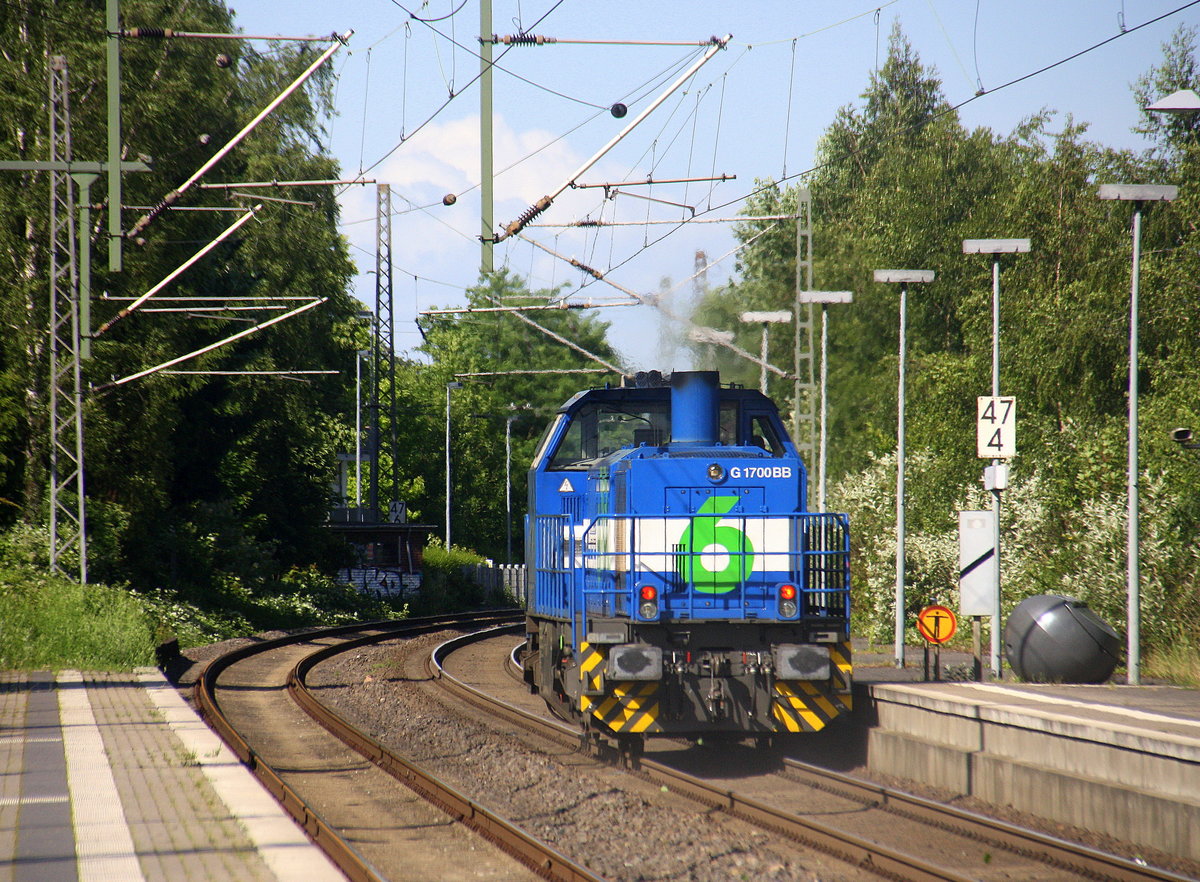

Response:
(0, 668), (344, 882)
(845, 654), (1200, 864)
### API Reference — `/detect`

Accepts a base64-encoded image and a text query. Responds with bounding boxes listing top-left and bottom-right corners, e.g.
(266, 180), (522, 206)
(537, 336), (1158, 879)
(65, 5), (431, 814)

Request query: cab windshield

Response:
(548, 402), (669, 469)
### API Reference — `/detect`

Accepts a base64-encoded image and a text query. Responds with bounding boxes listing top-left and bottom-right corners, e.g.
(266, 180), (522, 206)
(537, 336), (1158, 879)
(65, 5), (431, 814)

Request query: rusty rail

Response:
(196, 611), (603, 882)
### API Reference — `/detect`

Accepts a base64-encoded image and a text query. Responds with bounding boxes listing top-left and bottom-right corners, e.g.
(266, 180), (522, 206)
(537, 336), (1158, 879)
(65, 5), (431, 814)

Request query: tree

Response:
(402, 269), (623, 560)
(0, 1), (360, 597)
(692, 22), (1200, 658)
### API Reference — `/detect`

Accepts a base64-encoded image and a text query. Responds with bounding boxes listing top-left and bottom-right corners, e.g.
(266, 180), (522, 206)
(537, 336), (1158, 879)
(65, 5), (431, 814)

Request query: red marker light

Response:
(640, 584), (658, 601)
(780, 584), (797, 600)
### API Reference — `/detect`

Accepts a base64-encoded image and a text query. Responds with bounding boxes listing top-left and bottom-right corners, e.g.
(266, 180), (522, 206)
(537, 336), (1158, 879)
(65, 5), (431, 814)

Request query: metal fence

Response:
(462, 563), (528, 605)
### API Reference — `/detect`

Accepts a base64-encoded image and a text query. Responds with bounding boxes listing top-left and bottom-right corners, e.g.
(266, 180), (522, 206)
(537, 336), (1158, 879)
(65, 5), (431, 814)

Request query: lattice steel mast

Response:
(47, 57), (88, 582)
(793, 188), (816, 498)
(370, 184), (398, 518)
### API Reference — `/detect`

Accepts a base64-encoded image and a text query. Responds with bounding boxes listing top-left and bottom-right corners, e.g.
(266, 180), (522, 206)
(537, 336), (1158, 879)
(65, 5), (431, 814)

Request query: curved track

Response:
(436, 629), (1196, 882)
(195, 612), (599, 882)
(194, 616), (1194, 882)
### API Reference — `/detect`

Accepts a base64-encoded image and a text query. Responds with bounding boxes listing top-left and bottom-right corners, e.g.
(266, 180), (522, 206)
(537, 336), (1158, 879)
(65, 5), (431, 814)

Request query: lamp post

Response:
(354, 349), (370, 511)
(795, 292), (854, 511)
(1097, 184), (1177, 685)
(739, 310), (793, 395)
(873, 270), (935, 668)
(963, 238), (1029, 679)
(505, 403), (533, 564)
(445, 381), (463, 546)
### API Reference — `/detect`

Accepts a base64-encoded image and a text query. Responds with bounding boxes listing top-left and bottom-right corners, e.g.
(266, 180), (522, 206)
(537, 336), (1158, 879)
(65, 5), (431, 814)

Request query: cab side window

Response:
(748, 414), (784, 456)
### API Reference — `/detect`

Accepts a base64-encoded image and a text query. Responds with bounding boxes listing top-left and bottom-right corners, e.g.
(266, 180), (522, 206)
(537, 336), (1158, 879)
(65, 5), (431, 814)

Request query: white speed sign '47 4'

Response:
(977, 396), (1015, 459)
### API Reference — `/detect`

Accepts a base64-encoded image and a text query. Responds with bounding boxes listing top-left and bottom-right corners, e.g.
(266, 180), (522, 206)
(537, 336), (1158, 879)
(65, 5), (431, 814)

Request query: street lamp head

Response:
(446, 381), (463, 389)
(797, 291), (854, 304)
(1146, 88), (1200, 113)
(739, 310), (793, 323)
(1171, 427), (1194, 444)
(962, 239), (1030, 254)
(873, 270), (934, 284)
(1097, 184), (1178, 203)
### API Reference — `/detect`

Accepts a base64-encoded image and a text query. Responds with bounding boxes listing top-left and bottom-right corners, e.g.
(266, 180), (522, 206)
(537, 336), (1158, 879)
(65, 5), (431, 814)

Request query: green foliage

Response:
(409, 537), (488, 615)
(1, 1), (360, 602)
(699, 23), (1200, 665)
(135, 565), (399, 647)
(392, 268), (624, 560)
(833, 452), (1200, 655)
(0, 564), (156, 669)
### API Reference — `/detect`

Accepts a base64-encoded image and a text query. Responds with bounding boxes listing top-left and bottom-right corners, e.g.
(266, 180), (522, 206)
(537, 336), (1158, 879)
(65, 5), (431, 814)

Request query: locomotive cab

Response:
(521, 371), (852, 742)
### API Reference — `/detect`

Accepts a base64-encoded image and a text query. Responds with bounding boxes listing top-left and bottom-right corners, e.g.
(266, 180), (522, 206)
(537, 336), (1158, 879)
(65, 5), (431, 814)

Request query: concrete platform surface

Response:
(0, 668), (345, 882)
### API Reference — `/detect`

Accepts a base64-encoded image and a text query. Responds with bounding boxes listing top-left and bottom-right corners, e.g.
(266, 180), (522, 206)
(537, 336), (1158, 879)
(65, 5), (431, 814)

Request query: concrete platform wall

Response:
(863, 684), (1200, 861)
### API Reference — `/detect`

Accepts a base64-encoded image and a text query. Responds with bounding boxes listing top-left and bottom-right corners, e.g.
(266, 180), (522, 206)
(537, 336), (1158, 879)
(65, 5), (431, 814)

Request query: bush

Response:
(410, 538), (488, 615)
(0, 564), (156, 669)
(135, 565), (402, 647)
(830, 447), (1200, 664)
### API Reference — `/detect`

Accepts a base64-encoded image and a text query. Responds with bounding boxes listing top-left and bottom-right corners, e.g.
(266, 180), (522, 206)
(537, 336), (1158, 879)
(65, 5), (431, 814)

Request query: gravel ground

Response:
(304, 631), (877, 882)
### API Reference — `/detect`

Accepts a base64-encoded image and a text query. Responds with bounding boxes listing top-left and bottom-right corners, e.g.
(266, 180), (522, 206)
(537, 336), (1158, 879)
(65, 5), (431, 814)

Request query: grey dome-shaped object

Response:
(1004, 594), (1121, 683)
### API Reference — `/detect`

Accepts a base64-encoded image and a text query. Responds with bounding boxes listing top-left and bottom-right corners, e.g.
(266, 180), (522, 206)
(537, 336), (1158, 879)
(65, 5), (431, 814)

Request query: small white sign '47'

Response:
(977, 396), (1016, 458)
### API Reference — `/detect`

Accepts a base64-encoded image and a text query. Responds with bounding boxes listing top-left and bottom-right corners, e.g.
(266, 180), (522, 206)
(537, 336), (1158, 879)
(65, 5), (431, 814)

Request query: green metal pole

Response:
(106, 0), (122, 271)
(479, 0), (494, 274)
(73, 173), (98, 359)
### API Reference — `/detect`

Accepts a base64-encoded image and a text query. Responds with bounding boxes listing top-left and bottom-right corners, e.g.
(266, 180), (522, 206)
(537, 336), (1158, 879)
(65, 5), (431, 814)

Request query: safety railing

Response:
(579, 510), (850, 621)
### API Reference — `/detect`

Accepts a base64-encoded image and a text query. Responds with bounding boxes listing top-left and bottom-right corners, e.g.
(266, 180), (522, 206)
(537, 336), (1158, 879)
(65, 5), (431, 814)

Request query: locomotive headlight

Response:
(778, 583), (798, 618)
(706, 463), (725, 482)
(638, 584), (659, 619)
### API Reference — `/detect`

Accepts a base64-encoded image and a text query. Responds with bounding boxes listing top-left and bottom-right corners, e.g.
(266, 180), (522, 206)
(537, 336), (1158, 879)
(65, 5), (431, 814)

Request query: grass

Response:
(0, 560), (407, 671)
(0, 564), (157, 669)
(1144, 643), (1200, 688)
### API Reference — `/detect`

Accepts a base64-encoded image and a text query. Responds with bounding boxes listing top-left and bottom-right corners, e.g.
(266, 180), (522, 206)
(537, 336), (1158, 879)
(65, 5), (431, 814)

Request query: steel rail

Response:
(782, 758), (1196, 882)
(197, 611), (600, 882)
(429, 629), (968, 881)
(287, 616), (600, 882)
(196, 618), (407, 882)
(433, 629), (1187, 882)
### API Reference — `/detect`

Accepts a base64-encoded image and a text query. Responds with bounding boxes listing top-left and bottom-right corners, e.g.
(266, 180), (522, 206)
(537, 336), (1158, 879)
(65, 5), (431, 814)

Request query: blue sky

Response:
(226, 1), (1199, 368)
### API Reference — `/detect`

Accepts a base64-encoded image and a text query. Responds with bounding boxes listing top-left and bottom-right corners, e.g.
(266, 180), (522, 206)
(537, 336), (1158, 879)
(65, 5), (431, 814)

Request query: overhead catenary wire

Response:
(487, 35), (723, 47)
(126, 31), (351, 240)
(494, 35), (731, 242)
(355, 0), (577, 179)
(530, 214), (791, 228)
(330, 0), (1196, 355)
(97, 204), (263, 337)
(93, 298), (327, 392)
(120, 29), (341, 42)
(581, 0), (1200, 292)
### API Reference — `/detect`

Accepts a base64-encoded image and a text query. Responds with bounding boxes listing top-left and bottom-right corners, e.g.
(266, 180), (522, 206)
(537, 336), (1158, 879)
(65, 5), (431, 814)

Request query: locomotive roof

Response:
(555, 381), (777, 414)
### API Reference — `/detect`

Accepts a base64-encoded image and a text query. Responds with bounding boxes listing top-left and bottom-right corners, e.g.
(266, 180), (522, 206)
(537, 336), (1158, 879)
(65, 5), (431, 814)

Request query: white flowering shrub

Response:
(829, 448), (1200, 655)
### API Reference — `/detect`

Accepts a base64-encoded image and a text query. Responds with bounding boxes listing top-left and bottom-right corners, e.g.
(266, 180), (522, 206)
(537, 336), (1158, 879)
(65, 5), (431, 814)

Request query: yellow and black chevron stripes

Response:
(830, 639), (854, 712)
(578, 642), (663, 733)
(579, 641), (606, 697)
(772, 676), (852, 733)
(588, 682), (663, 734)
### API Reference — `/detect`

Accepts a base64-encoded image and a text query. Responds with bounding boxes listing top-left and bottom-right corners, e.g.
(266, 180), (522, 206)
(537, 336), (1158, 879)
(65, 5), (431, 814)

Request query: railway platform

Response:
(839, 647), (1200, 865)
(0, 668), (344, 882)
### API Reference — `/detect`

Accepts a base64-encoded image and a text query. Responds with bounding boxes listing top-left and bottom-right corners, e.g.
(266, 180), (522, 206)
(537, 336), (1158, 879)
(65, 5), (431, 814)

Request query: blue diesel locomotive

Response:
(520, 370), (852, 747)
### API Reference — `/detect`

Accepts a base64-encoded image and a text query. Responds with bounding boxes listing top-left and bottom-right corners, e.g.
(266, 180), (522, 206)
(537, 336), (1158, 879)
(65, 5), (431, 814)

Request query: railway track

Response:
(195, 611), (598, 882)
(194, 615), (1194, 882)
(435, 628), (1196, 882)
